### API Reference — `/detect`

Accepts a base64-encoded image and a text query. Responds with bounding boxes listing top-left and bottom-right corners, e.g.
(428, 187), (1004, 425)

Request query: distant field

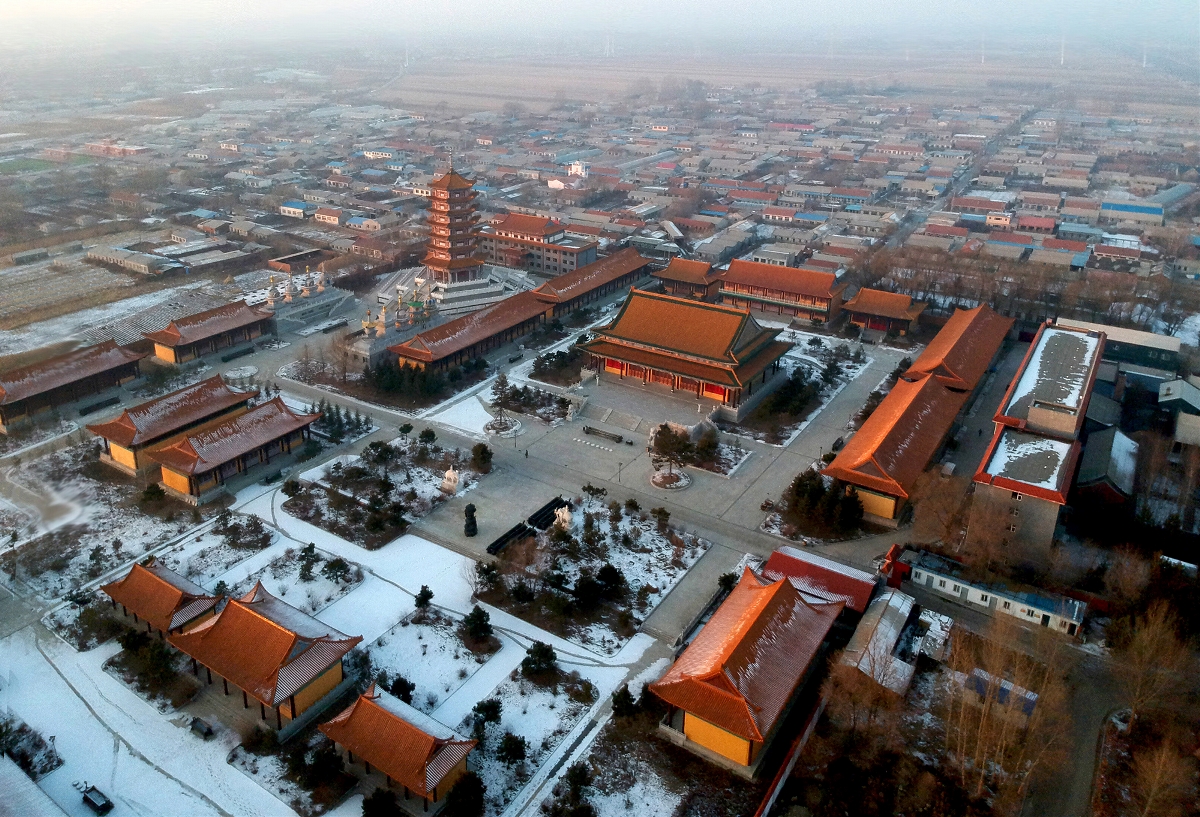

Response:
(374, 48), (1198, 116)
(0, 158), (56, 175)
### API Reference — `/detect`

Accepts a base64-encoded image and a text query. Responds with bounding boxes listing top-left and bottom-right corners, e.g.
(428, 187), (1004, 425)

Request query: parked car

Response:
(82, 785), (114, 814)
(831, 436), (845, 452)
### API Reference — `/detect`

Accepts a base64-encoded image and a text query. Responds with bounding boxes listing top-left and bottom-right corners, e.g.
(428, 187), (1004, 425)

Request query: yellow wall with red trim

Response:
(683, 713), (752, 766)
(291, 661), (343, 717)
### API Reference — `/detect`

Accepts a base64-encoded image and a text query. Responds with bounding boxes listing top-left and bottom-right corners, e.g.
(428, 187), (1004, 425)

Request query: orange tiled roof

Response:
(649, 568), (841, 742)
(531, 247), (649, 304)
(320, 685), (475, 798)
(722, 259), (847, 300)
(0, 341), (146, 406)
(101, 559), (218, 633)
(585, 289), (778, 364)
(146, 397), (319, 476)
(390, 291), (549, 365)
(904, 306), (1012, 391)
(842, 288), (926, 322)
(822, 375), (967, 500)
(428, 169), (475, 191)
(143, 301), (273, 348)
(170, 582), (361, 707)
(490, 213), (563, 237)
(653, 258), (717, 286)
(87, 376), (252, 448)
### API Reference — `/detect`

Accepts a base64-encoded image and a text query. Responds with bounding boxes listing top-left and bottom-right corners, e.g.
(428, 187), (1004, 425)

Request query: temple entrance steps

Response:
(577, 402), (642, 432)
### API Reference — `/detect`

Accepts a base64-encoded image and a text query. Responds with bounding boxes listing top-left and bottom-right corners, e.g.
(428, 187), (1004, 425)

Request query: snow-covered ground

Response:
(0, 629), (288, 817)
(10, 443), (199, 599)
(364, 611), (490, 714)
(495, 497), (708, 656)
(156, 528), (267, 590)
(227, 546), (362, 614)
(428, 394), (495, 439)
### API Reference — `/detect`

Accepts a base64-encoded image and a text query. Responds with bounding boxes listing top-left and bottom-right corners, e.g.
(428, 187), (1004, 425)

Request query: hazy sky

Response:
(0, 0), (1195, 52)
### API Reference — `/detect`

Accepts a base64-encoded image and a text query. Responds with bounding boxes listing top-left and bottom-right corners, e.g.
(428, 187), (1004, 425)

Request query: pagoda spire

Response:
(422, 165), (483, 286)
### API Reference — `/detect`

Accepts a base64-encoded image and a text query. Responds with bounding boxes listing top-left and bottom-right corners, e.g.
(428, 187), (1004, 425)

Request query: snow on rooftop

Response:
(1004, 327), (1100, 419)
(985, 430), (1074, 491)
(371, 689), (464, 741)
(774, 545), (875, 582)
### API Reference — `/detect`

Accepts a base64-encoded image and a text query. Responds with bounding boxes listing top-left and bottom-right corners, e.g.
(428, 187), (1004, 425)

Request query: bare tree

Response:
(1105, 548), (1152, 606)
(1111, 600), (1195, 726)
(911, 473), (971, 545)
(1130, 741), (1196, 817)
(941, 618), (1072, 806)
(822, 652), (902, 760)
(1180, 445), (1200, 531)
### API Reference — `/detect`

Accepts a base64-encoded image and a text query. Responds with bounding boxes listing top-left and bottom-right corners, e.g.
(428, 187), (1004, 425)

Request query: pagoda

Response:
(411, 162), (535, 318)
(422, 165), (484, 285)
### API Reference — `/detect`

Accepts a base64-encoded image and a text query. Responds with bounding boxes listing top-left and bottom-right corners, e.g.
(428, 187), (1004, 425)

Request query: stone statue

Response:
(439, 466), (460, 495)
(464, 503), (477, 537)
(554, 505), (573, 531)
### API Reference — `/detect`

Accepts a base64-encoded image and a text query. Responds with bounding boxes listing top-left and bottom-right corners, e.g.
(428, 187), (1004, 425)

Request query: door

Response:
(1040, 614), (1050, 627)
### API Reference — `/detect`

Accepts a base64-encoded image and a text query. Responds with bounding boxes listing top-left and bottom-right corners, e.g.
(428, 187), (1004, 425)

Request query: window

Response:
(1007, 523), (1018, 532)
(912, 570), (922, 581)
(952, 584), (961, 593)
(938, 579), (946, 588)
(1003, 601), (1011, 610)
(1009, 507), (1020, 517)
(980, 593), (989, 603)
(1012, 491), (1023, 501)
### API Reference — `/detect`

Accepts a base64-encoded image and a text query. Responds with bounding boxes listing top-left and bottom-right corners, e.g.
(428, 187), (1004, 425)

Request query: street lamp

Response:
(618, 462), (622, 483)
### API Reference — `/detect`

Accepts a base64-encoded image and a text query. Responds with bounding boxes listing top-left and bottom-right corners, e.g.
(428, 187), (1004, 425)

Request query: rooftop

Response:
(760, 546), (877, 613)
(649, 568), (841, 743)
(823, 375), (967, 500)
(974, 427), (1078, 504)
(147, 397), (319, 476)
(904, 305), (1013, 392)
(998, 323), (1103, 428)
(101, 559), (218, 634)
(143, 301), (273, 349)
(722, 259), (847, 300)
(319, 685), (475, 799)
(170, 582), (361, 708)
(86, 376), (252, 448)
(0, 341), (147, 406)
(842, 288), (926, 321)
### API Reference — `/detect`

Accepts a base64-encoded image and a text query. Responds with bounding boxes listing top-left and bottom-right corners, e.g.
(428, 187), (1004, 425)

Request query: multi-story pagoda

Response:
(422, 166), (484, 285)
(411, 164), (535, 318)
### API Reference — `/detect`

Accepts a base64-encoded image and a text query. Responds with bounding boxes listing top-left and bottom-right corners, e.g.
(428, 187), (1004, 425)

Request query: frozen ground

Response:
(9, 443), (197, 599)
(0, 279), (211, 357)
(364, 611), (488, 715)
(429, 394), (495, 439)
(0, 628), (289, 817)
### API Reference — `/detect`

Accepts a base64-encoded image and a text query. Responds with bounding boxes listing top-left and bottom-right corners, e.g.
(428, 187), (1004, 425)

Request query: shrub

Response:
(470, 443), (493, 473)
(389, 675), (415, 704)
(471, 698), (502, 741)
(141, 483), (166, 503)
(611, 683), (639, 718)
(511, 580), (535, 604)
(718, 572), (738, 593)
(521, 641), (558, 678)
(442, 771), (485, 817)
(362, 788), (400, 817)
(414, 585), (434, 610)
(463, 605), (493, 640)
(281, 479), (301, 498)
(321, 557), (351, 583)
(496, 732), (528, 765)
(418, 428), (437, 445)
